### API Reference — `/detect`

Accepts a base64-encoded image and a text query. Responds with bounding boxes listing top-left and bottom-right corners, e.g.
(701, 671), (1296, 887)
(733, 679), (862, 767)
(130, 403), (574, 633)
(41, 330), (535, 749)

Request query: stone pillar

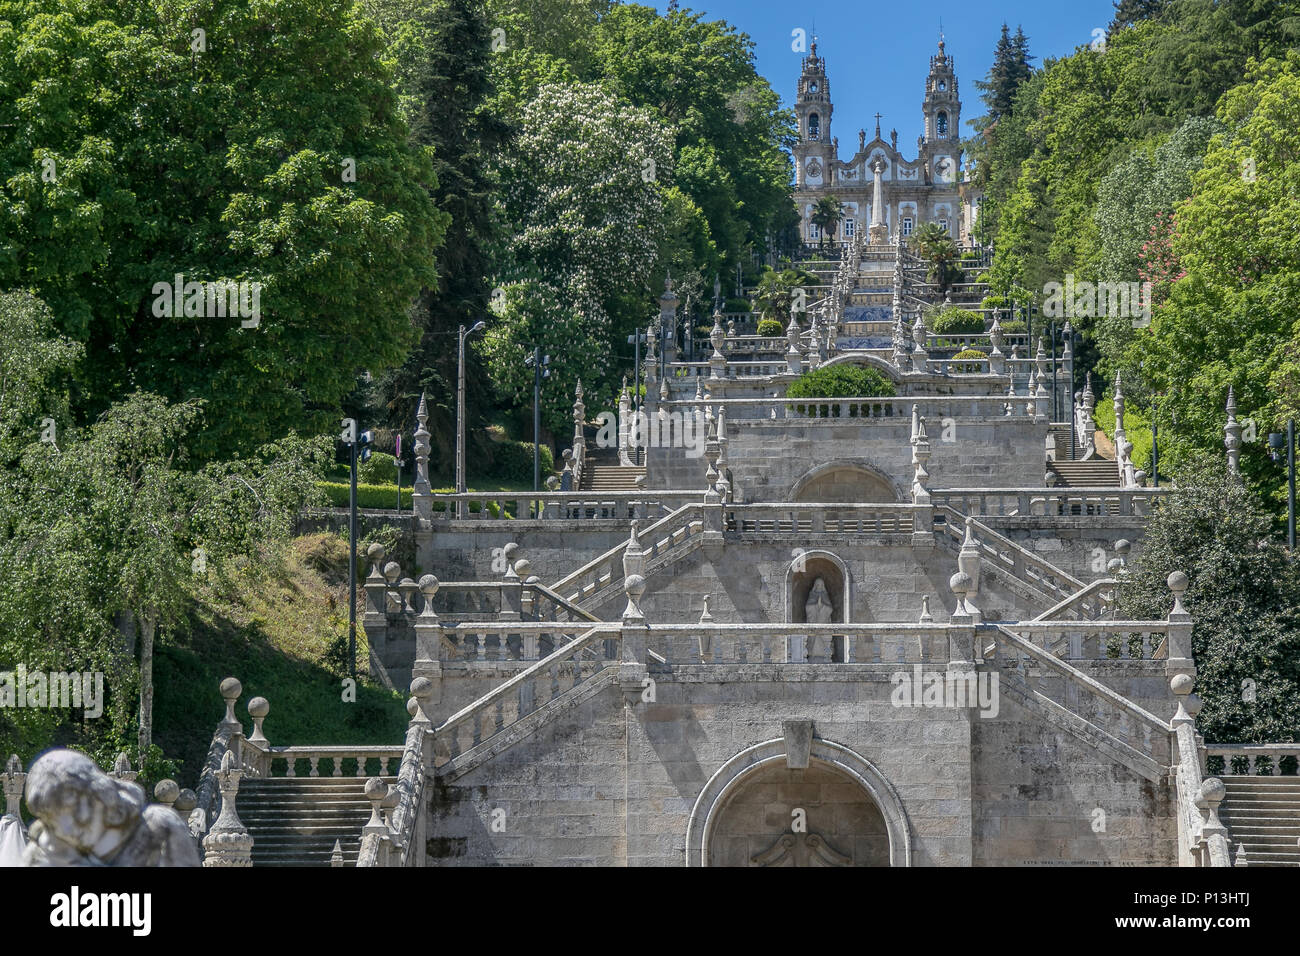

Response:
(911, 411), (934, 550)
(1081, 373), (1097, 458)
(413, 392), (433, 521)
(785, 311), (803, 375)
(709, 308), (727, 379)
(869, 157), (889, 244)
(1034, 337), (1049, 423)
(644, 322), (658, 391)
(1224, 385), (1242, 477)
(3, 754), (25, 816)
(202, 751), (253, 867)
(1198, 778), (1233, 867)
(988, 314), (1005, 376)
(413, 575), (442, 694)
(957, 517), (982, 621)
(1164, 570), (1194, 678)
(911, 312), (929, 368)
(659, 279), (679, 366)
(363, 543), (387, 677)
(947, 572), (978, 667)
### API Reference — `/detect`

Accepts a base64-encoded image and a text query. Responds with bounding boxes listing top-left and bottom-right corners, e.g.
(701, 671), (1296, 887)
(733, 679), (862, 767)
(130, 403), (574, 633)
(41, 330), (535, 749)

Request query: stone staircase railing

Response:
(1205, 744), (1300, 777)
(433, 623), (623, 773)
(428, 491), (698, 523)
(357, 696), (429, 868)
(726, 501), (915, 534)
(931, 487), (1168, 518)
(1029, 578), (1116, 623)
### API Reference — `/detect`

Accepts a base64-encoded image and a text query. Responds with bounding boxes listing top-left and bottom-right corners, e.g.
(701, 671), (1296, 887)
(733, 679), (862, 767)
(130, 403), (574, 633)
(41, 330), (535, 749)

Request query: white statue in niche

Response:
(804, 577), (834, 659)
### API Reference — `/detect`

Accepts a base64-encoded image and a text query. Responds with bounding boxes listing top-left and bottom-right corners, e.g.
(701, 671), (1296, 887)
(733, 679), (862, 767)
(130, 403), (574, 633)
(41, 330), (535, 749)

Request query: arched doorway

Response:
(687, 737), (911, 866)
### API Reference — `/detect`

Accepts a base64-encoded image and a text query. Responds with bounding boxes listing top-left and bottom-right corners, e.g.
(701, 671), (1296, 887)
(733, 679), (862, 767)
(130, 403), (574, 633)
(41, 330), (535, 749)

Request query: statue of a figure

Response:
(804, 577), (835, 659)
(22, 749), (200, 867)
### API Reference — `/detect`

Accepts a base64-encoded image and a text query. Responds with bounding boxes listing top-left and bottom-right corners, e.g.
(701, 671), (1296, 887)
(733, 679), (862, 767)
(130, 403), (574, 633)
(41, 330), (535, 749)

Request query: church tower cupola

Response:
(792, 39), (836, 190)
(923, 37), (960, 143)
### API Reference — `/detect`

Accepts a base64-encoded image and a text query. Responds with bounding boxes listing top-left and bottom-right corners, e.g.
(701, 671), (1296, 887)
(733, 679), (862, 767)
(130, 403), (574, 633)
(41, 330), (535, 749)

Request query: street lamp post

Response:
(456, 321), (486, 518)
(524, 348), (550, 494)
(1270, 420), (1297, 549)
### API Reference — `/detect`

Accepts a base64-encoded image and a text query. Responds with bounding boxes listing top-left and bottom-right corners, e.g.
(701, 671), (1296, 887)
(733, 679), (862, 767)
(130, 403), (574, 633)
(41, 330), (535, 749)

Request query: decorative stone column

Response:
(1034, 337), (1049, 423)
(1224, 385), (1242, 477)
(988, 314), (1005, 376)
(785, 311), (802, 375)
(202, 751), (253, 867)
(1165, 570), (1194, 678)
(958, 517), (982, 620)
(947, 572), (978, 667)
(697, 596), (714, 663)
(910, 412), (934, 550)
(1080, 373), (1097, 458)
(709, 308), (727, 379)
(500, 544), (522, 621)
(911, 312), (929, 368)
(869, 157), (889, 244)
(619, 522), (650, 699)
(413, 392), (434, 521)
(413, 575), (442, 692)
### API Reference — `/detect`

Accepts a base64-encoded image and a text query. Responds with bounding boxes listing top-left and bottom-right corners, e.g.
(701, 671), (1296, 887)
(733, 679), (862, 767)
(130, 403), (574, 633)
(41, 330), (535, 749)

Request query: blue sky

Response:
(643, 1), (1121, 154)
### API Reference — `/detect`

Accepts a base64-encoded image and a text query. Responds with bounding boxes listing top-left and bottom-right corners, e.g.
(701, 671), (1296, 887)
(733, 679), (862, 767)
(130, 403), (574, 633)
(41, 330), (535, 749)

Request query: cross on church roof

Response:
(874, 112), (882, 139)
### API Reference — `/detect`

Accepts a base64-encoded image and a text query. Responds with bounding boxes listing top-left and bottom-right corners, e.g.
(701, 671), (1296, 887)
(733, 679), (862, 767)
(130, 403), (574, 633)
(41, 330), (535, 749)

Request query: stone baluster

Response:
(3, 754), (26, 817)
(703, 416), (721, 505)
(620, 521), (650, 701)
(413, 391), (434, 521)
(1224, 386), (1242, 477)
(785, 311), (802, 375)
(714, 408), (730, 500)
(202, 751), (253, 866)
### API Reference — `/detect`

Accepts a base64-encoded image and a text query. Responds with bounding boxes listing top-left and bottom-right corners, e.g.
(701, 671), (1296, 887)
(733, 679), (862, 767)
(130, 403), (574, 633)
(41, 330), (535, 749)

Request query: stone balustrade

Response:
(932, 487), (1169, 518)
(433, 624), (620, 768)
(1004, 621), (1170, 661)
(934, 507), (1086, 607)
(550, 505), (705, 605)
(726, 501), (916, 534)
(1204, 744), (1300, 777)
(442, 621), (613, 663)
(646, 622), (959, 665)
(427, 491), (698, 523)
(659, 395), (1030, 421)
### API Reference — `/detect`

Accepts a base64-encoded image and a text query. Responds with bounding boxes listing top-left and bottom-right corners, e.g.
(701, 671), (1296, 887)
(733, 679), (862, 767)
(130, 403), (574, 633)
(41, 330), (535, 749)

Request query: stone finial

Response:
(622, 520), (647, 622)
(363, 776), (388, 834)
(111, 752), (137, 783)
(366, 542), (386, 580)
(911, 312), (928, 363)
(418, 574), (439, 618)
(154, 779), (180, 809)
(3, 754), (24, 816)
(949, 571), (973, 616)
(918, 595), (933, 624)
(331, 839), (345, 867)
(785, 311), (802, 374)
(1170, 673), (1197, 725)
(247, 697), (270, 748)
(409, 676), (434, 726)
(219, 677), (242, 727)
(414, 391), (432, 516)
(958, 516), (982, 595)
(501, 542), (519, 581)
(710, 308), (727, 379)
(1234, 843), (1249, 867)
(1168, 570), (1189, 619)
(645, 323), (658, 365)
(203, 751), (252, 866)
(1224, 386), (1241, 477)
(383, 560), (401, 587)
(698, 595), (714, 662)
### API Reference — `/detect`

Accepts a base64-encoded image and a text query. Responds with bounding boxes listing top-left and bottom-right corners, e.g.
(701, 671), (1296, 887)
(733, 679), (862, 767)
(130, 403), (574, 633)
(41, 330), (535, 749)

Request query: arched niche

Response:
(686, 737), (912, 867)
(790, 461), (903, 504)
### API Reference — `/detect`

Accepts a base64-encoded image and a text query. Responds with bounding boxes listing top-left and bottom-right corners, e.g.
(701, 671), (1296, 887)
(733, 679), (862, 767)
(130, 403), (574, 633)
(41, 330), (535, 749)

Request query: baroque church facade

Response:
(793, 38), (978, 245)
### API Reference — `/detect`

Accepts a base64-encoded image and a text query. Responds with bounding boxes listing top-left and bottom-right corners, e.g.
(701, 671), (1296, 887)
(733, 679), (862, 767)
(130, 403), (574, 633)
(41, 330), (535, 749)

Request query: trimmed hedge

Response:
(317, 483), (515, 517)
(1000, 320), (1027, 334)
(928, 308), (985, 335)
(950, 348), (988, 373)
(756, 318), (784, 337)
(786, 364), (895, 418)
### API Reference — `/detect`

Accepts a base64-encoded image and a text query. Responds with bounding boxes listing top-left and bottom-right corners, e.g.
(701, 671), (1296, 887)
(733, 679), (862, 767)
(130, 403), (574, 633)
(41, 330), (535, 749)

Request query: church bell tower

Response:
(792, 40), (835, 189)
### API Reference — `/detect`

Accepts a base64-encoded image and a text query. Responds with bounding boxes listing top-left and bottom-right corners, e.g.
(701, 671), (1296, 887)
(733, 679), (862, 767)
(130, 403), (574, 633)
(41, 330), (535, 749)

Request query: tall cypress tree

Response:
(373, 0), (510, 476)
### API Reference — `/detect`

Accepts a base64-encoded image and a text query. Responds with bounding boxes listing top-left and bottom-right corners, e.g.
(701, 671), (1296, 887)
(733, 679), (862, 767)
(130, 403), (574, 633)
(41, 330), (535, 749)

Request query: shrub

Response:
(318, 482), (413, 510)
(950, 348), (988, 373)
(928, 308), (985, 335)
(357, 451), (400, 485)
(1000, 320), (1027, 335)
(487, 440), (554, 483)
(756, 318), (784, 337)
(786, 364), (895, 418)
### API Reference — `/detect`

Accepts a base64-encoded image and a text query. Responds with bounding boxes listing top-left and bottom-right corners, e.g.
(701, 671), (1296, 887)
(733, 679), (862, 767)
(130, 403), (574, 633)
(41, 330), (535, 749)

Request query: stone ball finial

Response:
(364, 776), (388, 801)
(248, 696), (269, 720)
(1107, 558), (1123, 573)
(406, 697), (419, 717)
(367, 542), (385, 563)
(1168, 570), (1188, 593)
(418, 573), (439, 598)
(514, 558), (532, 577)
(949, 571), (972, 599)
(384, 561), (401, 584)
(154, 779), (180, 804)
(1114, 539), (1132, 556)
(410, 676), (434, 701)
(1199, 777), (1226, 807)
(502, 542), (519, 561)
(1170, 674), (1194, 697)
(175, 788), (197, 813)
(220, 677), (242, 700)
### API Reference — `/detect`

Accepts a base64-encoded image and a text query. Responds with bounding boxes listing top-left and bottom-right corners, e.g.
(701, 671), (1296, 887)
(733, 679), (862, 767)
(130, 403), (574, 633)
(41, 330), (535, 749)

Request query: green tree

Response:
(910, 223), (962, 300)
(810, 196), (844, 248)
(753, 266), (816, 322)
(0, 0), (448, 461)
(1118, 455), (1300, 743)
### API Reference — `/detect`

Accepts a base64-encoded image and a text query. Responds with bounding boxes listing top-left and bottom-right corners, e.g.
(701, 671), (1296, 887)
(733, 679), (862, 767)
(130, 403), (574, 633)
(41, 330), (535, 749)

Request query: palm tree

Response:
(810, 195), (844, 250)
(910, 222), (961, 300)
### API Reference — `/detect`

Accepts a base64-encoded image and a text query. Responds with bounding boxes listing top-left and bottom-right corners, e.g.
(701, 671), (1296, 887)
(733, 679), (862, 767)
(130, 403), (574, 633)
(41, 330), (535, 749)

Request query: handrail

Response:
(528, 581), (602, 623)
(548, 502), (700, 600)
(434, 623), (621, 739)
(991, 624), (1170, 733)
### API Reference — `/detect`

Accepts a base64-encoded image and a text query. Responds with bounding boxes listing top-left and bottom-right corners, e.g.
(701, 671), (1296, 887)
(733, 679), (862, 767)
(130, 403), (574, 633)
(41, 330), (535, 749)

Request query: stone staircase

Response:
(239, 776), (393, 867)
(1219, 776), (1300, 866)
(580, 464), (645, 491)
(1048, 459), (1120, 488)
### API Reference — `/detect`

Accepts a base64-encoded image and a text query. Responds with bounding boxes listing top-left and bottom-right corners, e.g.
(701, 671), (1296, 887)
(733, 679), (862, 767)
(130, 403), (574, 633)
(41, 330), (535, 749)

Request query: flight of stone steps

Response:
(239, 776), (394, 867)
(1047, 459), (1120, 488)
(1220, 776), (1300, 866)
(580, 464), (645, 491)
